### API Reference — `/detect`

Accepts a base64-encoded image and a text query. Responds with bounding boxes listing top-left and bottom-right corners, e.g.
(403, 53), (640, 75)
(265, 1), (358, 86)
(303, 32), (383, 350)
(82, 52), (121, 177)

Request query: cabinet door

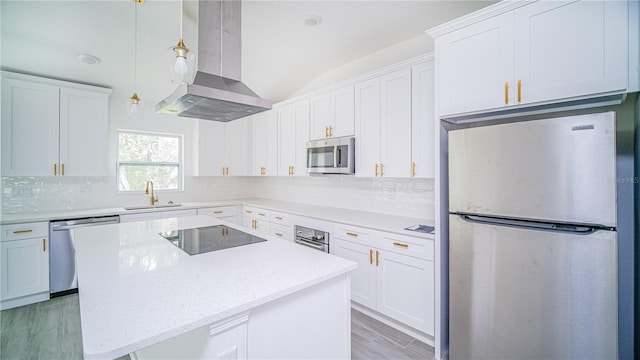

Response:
(380, 68), (412, 178)
(252, 113), (267, 175)
(277, 104), (296, 176)
(331, 84), (355, 137)
(293, 99), (310, 177)
(59, 88), (109, 176)
(436, 11), (515, 116)
(226, 117), (250, 176)
(354, 78), (381, 178)
(265, 110), (279, 176)
(1, 238), (49, 301)
(1, 78), (59, 176)
(376, 251), (434, 335)
(513, 0), (628, 105)
(411, 61), (436, 178)
(309, 93), (331, 140)
(331, 239), (376, 309)
(195, 120), (226, 176)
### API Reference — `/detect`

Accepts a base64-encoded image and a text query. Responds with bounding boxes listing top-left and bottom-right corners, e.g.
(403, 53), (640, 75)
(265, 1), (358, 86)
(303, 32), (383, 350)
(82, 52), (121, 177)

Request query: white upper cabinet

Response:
(277, 98), (309, 177)
(435, 12), (514, 117)
(380, 68), (412, 178)
(195, 118), (249, 177)
(512, 0), (628, 105)
(59, 88), (109, 176)
(355, 68), (412, 178)
(309, 84), (354, 140)
(1, 72), (110, 177)
(411, 61), (435, 178)
(430, 0), (630, 119)
(251, 110), (278, 176)
(194, 120), (226, 176)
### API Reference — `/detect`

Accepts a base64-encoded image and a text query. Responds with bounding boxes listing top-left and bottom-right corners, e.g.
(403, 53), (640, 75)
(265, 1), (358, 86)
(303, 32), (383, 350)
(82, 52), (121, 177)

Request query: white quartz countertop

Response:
(73, 215), (357, 359)
(1, 198), (434, 237)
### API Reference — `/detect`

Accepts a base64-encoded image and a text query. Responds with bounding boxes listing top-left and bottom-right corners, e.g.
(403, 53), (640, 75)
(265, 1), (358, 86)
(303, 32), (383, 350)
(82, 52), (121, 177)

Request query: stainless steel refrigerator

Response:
(448, 112), (618, 359)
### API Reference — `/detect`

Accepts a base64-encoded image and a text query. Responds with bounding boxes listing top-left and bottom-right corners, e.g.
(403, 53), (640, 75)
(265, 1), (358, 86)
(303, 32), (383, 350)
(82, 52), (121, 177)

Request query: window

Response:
(117, 131), (183, 192)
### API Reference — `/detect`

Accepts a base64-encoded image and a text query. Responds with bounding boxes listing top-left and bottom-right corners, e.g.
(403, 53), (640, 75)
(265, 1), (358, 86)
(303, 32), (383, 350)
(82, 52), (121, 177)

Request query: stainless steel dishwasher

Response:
(49, 215), (120, 297)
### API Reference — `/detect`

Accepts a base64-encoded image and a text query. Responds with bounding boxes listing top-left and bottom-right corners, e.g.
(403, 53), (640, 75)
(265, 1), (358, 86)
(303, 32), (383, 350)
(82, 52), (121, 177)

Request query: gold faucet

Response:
(145, 180), (159, 205)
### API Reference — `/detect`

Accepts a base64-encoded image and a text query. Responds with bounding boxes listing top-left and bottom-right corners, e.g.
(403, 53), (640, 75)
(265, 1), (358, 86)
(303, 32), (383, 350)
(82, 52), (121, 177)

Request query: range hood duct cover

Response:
(156, 0), (272, 122)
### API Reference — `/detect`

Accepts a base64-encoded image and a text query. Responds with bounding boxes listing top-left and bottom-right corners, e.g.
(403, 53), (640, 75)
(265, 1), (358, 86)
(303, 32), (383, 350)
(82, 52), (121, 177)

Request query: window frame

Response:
(116, 130), (184, 193)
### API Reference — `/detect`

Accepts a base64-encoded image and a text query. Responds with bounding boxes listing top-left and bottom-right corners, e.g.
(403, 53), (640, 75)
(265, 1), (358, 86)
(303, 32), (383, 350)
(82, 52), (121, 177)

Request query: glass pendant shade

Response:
(127, 92), (145, 120)
(166, 39), (195, 85)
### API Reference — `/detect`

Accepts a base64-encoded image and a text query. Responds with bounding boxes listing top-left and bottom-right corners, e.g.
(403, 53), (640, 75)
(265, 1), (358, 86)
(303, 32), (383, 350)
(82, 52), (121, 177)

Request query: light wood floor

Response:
(1, 294), (434, 359)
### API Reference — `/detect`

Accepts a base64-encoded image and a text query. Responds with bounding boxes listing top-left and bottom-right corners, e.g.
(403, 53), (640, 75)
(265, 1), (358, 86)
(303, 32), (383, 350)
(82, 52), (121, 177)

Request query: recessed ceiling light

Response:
(78, 53), (101, 65)
(304, 15), (322, 27)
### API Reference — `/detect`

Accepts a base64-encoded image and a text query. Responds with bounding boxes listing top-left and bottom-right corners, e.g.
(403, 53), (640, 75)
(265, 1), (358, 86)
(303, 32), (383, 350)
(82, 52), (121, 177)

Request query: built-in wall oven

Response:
(294, 225), (329, 253)
(49, 215), (120, 297)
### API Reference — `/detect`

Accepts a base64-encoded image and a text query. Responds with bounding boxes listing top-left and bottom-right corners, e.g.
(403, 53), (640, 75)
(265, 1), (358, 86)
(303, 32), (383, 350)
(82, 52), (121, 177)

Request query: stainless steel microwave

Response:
(307, 136), (355, 175)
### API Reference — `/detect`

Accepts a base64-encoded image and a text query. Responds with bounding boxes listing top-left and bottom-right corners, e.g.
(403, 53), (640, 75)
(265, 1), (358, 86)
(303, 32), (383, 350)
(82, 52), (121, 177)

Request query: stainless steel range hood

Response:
(156, 0), (272, 122)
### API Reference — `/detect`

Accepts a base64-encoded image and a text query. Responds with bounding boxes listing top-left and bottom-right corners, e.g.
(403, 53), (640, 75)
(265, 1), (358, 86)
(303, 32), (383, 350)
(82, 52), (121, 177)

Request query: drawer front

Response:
(161, 209), (198, 219)
(197, 206), (237, 218)
(2, 222), (49, 241)
(270, 211), (294, 226)
(271, 223), (293, 241)
(379, 232), (434, 261)
(334, 225), (372, 246)
(243, 206), (270, 220)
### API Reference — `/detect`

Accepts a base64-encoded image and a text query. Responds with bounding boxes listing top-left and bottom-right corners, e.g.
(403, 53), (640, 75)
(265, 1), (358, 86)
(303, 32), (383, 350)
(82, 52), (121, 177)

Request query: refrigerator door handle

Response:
(457, 213), (603, 234)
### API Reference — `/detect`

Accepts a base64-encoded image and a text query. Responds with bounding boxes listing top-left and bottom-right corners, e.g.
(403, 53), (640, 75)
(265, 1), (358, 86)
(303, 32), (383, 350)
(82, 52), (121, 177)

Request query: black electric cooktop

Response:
(159, 225), (266, 255)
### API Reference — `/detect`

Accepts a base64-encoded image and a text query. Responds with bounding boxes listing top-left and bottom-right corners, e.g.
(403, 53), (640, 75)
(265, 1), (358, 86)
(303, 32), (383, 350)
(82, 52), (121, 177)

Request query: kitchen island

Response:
(72, 215), (356, 359)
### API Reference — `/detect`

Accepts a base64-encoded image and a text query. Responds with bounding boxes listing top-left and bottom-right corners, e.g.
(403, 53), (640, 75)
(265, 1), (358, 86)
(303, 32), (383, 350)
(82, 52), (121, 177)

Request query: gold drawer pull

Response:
(213, 211), (223, 214)
(346, 232), (358, 237)
(380, 163), (384, 177)
(275, 232), (283, 237)
(13, 229), (33, 234)
(258, 213), (266, 216)
(375, 163), (378, 177)
(412, 162), (416, 177)
(275, 216), (283, 220)
(54, 163), (57, 176)
(245, 210), (252, 214)
(369, 249), (373, 265)
(517, 79), (522, 103)
(61, 163), (65, 176)
(376, 250), (380, 266)
(43, 239), (46, 252)
(393, 242), (409, 248)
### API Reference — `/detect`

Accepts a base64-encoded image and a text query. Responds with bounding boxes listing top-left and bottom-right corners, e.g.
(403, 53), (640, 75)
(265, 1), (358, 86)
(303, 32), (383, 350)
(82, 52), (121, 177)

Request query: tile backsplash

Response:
(2, 176), (434, 220)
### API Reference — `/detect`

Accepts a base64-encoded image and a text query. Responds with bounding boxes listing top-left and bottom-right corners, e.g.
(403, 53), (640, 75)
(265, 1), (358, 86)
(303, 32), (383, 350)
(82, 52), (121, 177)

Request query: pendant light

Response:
(166, 0), (195, 85)
(127, 0), (144, 120)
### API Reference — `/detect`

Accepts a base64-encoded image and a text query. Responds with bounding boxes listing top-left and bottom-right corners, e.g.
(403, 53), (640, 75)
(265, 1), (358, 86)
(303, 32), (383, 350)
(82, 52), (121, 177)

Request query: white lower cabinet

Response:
(197, 206), (239, 225)
(120, 212), (163, 223)
(332, 225), (435, 336)
(161, 209), (197, 219)
(0, 222), (50, 310)
(242, 206), (271, 235)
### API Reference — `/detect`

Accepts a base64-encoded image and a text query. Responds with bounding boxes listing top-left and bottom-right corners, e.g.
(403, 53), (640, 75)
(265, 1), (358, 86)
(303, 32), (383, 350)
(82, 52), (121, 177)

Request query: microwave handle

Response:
(334, 145), (339, 167)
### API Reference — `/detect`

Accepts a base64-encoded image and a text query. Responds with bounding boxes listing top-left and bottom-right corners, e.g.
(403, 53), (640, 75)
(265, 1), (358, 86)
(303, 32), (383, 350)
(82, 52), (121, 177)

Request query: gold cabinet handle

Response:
(252, 219), (256, 229)
(517, 79), (522, 103)
(258, 213), (266, 216)
(376, 250), (380, 266)
(380, 163), (384, 177)
(54, 163), (57, 176)
(221, 167), (225, 175)
(369, 249), (373, 265)
(504, 81), (509, 104)
(61, 163), (65, 176)
(412, 162), (416, 177)
(275, 216), (283, 220)
(43, 239), (46, 252)
(291, 166), (294, 175)
(275, 232), (283, 237)
(213, 211), (223, 214)
(245, 210), (252, 214)
(375, 163), (379, 177)
(393, 242), (409, 248)
(325, 126), (329, 138)
(346, 232), (358, 237)
(13, 229), (33, 234)
(329, 126), (333, 137)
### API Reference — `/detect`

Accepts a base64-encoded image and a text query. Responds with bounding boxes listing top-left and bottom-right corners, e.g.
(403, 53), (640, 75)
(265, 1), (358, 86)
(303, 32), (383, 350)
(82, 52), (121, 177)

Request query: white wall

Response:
(251, 176), (435, 220)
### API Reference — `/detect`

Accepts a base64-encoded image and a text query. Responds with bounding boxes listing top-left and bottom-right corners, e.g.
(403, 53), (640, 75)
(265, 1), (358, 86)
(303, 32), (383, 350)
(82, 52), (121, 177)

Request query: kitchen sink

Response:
(124, 204), (183, 211)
